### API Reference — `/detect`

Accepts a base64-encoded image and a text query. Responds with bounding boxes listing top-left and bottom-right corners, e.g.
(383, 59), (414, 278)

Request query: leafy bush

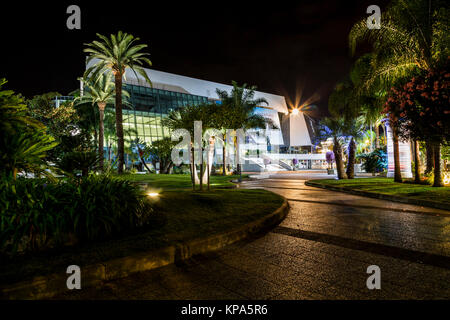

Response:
(357, 148), (387, 174)
(58, 151), (101, 177)
(0, 175), (155, 255)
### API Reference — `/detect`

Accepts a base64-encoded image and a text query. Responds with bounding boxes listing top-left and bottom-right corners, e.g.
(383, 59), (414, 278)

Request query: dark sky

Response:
(1, 0), (390, 117)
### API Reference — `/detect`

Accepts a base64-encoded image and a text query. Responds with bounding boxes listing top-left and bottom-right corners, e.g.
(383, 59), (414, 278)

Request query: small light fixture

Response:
(291, 108), (299, 115)
(147, 192), (159, 197)
(444, 173), (450, 185)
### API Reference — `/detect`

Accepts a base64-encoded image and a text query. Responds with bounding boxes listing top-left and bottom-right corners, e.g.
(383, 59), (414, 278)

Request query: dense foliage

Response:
(0, 175), (154, 255)
(357, 148), (388, 174)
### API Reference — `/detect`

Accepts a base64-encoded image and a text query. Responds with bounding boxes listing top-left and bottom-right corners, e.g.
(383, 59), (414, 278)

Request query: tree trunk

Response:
(333, 136), (347, 179)
(137, 146), (152, 173)
(140, 156), (152, 173)
(114, 73), (125, 174)
(413, 139), (421, 183)
(392, 129), (402, 183)
(93, 128), (98, 151)
(202, 138), (215, 183)
(222, 134), (226, 176)
(346, 137), (356, 179)
(433, 143), (443, 187)
(162, 161), (172, 174)
(200, 147), (204, 191)
(108, 141), (112, 162)
(425, 140), (434, 175)
(97, 102), (106, 171)
(375, 125), (380, 149)
(190, 146), (195, 190)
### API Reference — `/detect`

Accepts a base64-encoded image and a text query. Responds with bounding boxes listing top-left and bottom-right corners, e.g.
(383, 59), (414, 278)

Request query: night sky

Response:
(1, 0), (391, 117)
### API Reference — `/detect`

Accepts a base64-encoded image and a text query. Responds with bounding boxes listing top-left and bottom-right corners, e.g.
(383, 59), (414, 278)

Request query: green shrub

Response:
(58, 151), (101, 177)
(357, 148), (387, 174)
(0, 175), (155, 255)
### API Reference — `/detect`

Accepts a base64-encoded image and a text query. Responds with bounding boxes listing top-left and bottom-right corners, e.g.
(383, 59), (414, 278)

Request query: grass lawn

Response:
(311, 178), (450, 205)
(0, 176), (283, 285)
(116, 173), (248, 189)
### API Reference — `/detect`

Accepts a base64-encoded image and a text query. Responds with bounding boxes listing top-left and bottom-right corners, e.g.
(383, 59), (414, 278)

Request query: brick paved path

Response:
(55, 175), (450, 299)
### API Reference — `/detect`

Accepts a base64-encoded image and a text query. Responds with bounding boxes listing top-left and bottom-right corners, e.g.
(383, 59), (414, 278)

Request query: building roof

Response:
(120, 66), (289, 114)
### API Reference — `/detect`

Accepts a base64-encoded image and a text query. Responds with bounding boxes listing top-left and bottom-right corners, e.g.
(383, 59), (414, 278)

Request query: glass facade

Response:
(121, 83), (209, 145)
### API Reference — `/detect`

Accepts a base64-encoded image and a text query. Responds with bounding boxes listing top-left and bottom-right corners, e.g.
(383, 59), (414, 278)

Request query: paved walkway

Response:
(55, 174), (450, 299)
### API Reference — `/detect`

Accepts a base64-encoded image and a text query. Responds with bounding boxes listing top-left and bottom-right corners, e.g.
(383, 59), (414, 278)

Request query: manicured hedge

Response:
(0, 175), (154, 255)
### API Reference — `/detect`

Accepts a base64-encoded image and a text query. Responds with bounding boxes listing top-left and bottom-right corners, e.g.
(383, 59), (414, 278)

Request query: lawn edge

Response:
(305, 180), (450, 212)
(1, 196), (289, 300)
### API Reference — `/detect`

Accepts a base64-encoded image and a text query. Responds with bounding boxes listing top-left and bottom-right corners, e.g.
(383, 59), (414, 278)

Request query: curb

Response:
(305, 181), (450, 212)
(1, 199), (289, 300)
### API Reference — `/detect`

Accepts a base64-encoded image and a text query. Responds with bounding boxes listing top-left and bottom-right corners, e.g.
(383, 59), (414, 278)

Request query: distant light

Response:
(147, 192), (159, 197)
(291, 108), (299, 115)
(444, 173), (450, 185)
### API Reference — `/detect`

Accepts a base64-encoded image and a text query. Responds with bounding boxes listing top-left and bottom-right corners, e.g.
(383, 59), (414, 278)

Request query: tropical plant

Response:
(357, 148), (388, 175)
(387, 64), (450, 186)
(0, 175), (155, 254)
(318, 117), (348, 179)
(383, 86), (405, 182)
(349, 0), (449, 183)
(215, 81), (273, 176)
(162, 103), (216, 188)
(146, 137), (177, 174)
(344, 117), (365, 179)
(74, 74), (131, 170)
(84, 31), (152, 174)
(0, 129), (58, 179)
(58, 151), (101, 177)
(0, 79), (42, 135)
(325, 151), (335, 169)
(349, 0), (449, 91)
(357, 130), (377, 154)
(0, 80), (58, 179)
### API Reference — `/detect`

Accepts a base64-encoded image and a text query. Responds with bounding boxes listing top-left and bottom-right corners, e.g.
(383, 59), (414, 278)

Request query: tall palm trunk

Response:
(346, 137), (356, 179)
(425, 140), (434, 175)
(202, 138), (215, 184)
(114, 73), (125, 174)
(222, 133), (226, 176)
(108, 140), (112, 161)
(97, 102), (106, 171)
(93, 128), (98, 151)
(374, 124), (380, 149)
(433, 142), (443, 187)
(333, 136), (347, 179)
(392, 129), (402, 183)
(413, 139), (421, 183)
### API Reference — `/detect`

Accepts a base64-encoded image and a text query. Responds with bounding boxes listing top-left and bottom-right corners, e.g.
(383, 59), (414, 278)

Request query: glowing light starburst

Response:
(281, 81), (320, 115)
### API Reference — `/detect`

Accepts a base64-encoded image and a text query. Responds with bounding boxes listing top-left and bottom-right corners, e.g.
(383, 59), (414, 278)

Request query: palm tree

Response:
(319, 117), (348, 179)
(215, 81), (271, 176)
(0, 79), (55, 179)
(1, 129), (58, 179)
(344, 118), (365, 179)
(0, 79), (43, 135)
(83, 31), (152, 174)
(350, 0), (449, 182)
(74, 74), (130, 170)
(361, 108), (385, 150)
(349, 0), (449, 89)
(162, 104), (214, 188)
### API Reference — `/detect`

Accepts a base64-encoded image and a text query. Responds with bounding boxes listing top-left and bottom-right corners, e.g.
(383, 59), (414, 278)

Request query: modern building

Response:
(82, 62), (325, 170)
